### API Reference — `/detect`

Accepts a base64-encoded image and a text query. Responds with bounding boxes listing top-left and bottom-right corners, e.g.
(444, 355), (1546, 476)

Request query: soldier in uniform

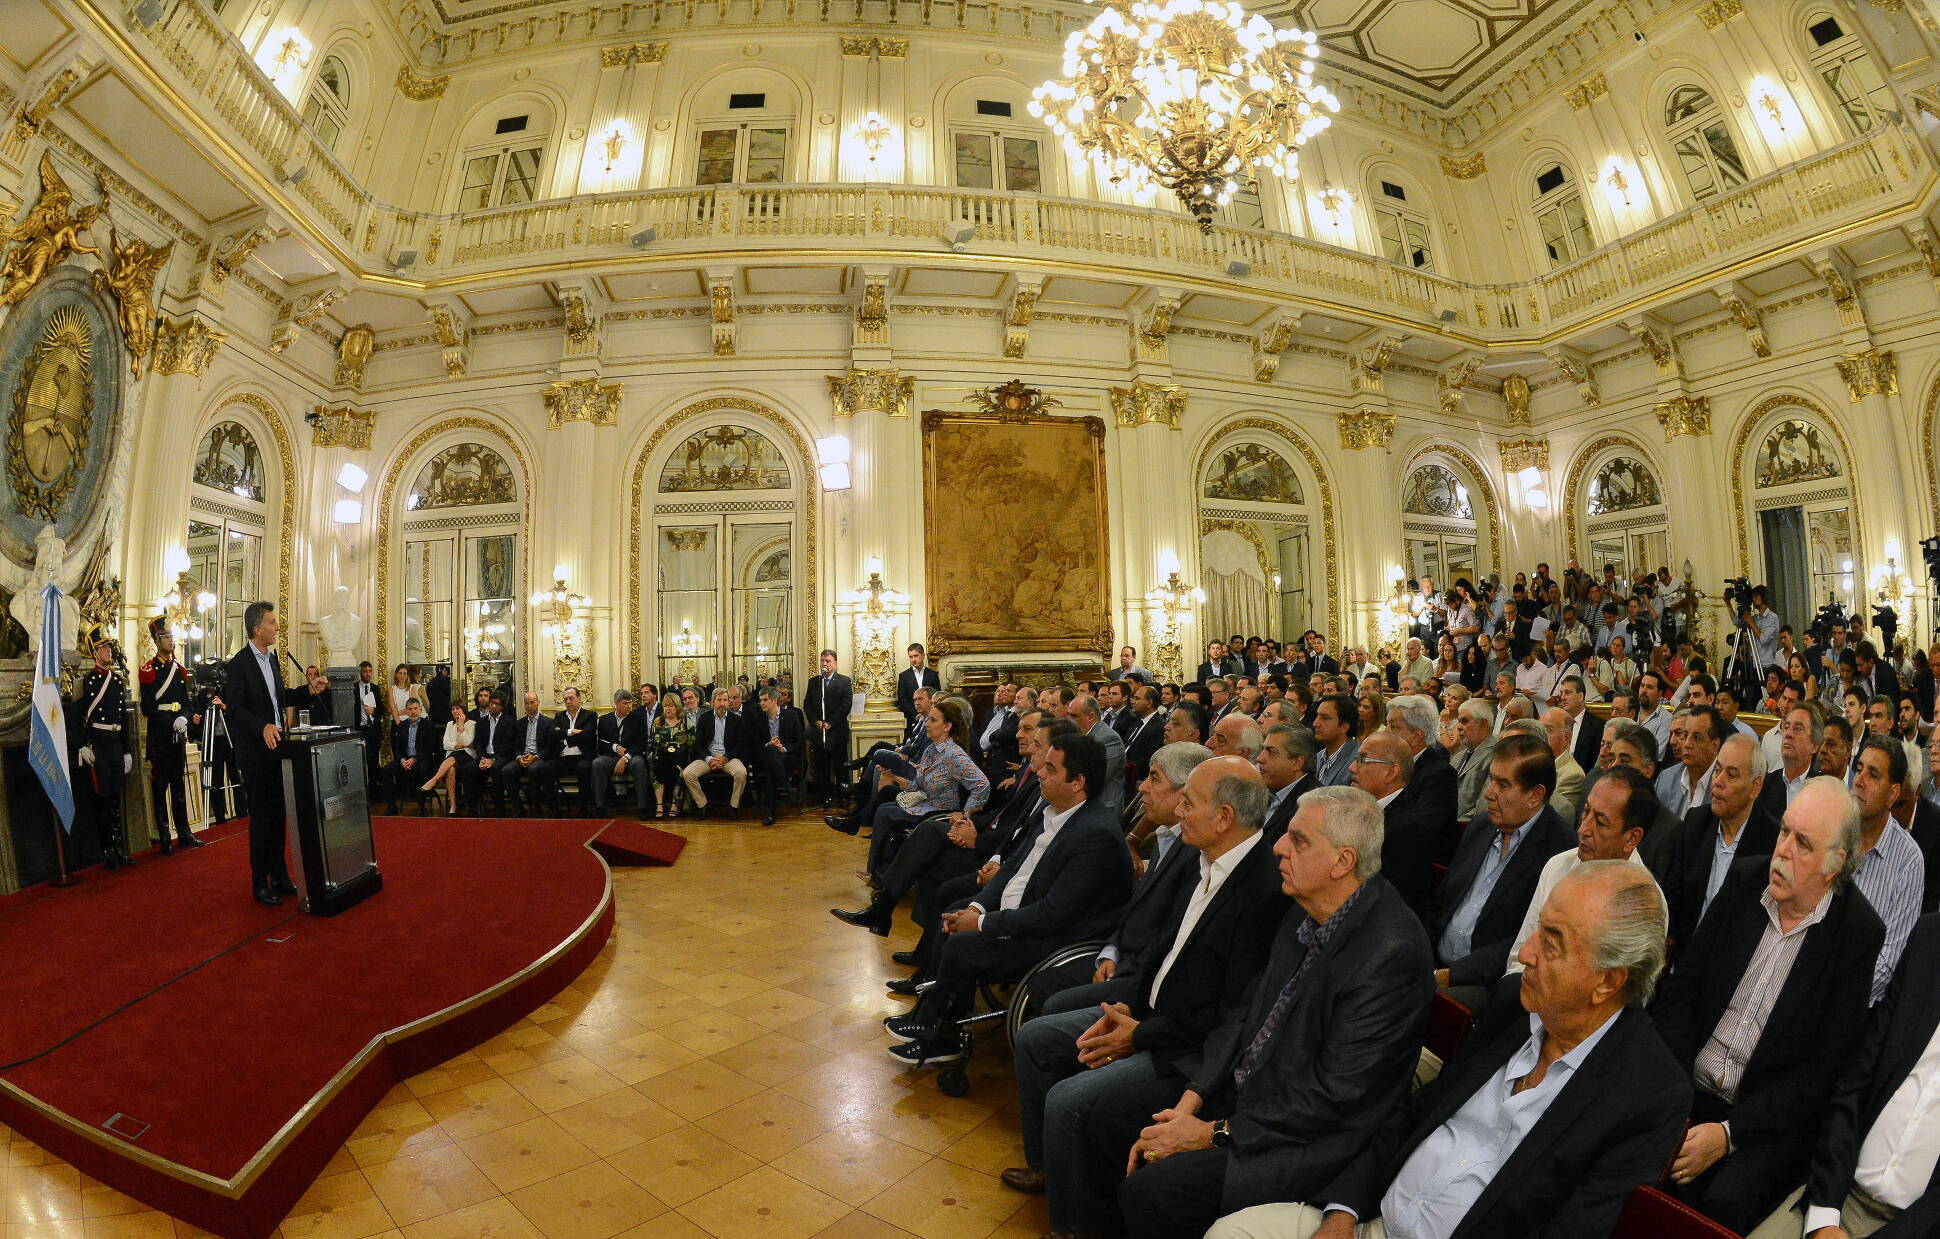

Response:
(140, 616), (204, 853)
(73, 623), (136, 868)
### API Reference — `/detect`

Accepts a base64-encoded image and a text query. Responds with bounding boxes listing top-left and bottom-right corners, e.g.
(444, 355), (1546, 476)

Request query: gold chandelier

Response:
(1030, 0), (1337, 230)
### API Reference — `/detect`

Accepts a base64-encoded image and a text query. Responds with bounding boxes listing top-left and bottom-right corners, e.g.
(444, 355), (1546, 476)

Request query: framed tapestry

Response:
(922, 392), (1111, 657)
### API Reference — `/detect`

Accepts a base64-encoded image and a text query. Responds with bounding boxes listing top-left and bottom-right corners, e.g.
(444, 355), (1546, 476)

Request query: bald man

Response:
(1541, 707), (1587, 825)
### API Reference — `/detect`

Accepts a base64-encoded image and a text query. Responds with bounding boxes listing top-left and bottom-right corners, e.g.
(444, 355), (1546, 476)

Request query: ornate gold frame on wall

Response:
(1189, 416), (1342, 641)
(208, 393), (299, 651)
(1399, 442), (1504, 574)
(1561, 431), (1662, 562)
(625, 396), (819, 690)
(1727, 392), (1865, 579)
(921, 406), (1112, 658)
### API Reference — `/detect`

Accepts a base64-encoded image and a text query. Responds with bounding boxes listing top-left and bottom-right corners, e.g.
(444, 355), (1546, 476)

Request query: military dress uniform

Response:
(73, 624), (136, 868)
(139, 616), (203, 853)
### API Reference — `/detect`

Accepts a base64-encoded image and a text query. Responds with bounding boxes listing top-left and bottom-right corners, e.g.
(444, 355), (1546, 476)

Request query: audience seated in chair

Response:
(682, 687), (750, 816)
(551, 686), (600, 813)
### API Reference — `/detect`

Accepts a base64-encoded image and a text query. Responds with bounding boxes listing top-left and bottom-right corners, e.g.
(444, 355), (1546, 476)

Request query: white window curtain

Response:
(1201, 529), (1271, 644)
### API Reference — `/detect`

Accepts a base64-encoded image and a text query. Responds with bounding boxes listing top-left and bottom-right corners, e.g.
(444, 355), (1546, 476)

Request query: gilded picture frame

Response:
(921, 407), (1112, 657)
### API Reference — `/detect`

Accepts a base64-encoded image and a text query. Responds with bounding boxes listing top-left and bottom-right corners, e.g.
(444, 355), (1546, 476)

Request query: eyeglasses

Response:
(1350, 756), (1395, 768)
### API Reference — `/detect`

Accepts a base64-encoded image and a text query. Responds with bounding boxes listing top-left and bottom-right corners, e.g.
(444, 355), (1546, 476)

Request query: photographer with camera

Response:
(1724, 580), (1778, 698)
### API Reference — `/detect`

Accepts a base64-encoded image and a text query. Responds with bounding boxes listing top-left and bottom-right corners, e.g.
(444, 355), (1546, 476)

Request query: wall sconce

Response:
(1751, 78), (1787, 132)
(841, 560), (910, 711)
(259, 28), (311, 99)
(1599, 157), (1633, 209)
(817, 434), (852, 491)
(601, 124), (626, 173)
(157, 547), (216, 646)
(530, 571), (591, 695)
(1142, 561), (1204, 686)
(850, 110), (893, 163)
(1316, 181), (1351, 228)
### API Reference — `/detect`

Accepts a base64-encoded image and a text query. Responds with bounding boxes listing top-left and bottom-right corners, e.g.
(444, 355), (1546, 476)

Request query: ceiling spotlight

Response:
(629, 227), (657, 248)
(281, 165), (310, 184)
(390, 248), (418, 274)
(941, 218), (976, 251)
(1437, 308), (1459, 323)
(1224, 258), (1251, 278)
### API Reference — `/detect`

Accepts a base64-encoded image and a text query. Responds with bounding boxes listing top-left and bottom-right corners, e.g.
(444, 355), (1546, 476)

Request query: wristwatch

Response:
(1210, 1120), (1232, 1149)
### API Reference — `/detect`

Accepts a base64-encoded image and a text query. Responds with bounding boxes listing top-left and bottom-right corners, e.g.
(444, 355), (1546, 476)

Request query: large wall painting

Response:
(923, 397), (1111, 656)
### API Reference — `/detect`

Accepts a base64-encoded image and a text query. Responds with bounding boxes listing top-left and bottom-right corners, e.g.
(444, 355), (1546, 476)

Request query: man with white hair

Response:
(1387, 693), (1458, 864)
(1208, 862), (1688, 1239)
(1071, 693), (1128, 814)
(1651, 777), (1887, 1233)
(1208, 712), (1265, 762)
(1539, 708), (1587, 824)
(1451, 697), (1497, 828)
(1656, 732), (1779, 948)
(1399, 637), (1435, 687)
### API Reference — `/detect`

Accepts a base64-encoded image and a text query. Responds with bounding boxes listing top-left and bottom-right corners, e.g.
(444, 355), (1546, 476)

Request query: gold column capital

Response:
(1110, 378), (1186, 430)
(544, 378), (621, 428)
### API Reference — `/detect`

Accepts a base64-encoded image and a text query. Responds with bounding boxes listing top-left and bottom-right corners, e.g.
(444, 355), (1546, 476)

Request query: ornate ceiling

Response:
(1254, 0), (1587, 103)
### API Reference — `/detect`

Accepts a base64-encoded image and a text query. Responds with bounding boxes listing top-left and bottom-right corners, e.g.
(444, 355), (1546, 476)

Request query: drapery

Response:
(1202, 529), (1271, 643)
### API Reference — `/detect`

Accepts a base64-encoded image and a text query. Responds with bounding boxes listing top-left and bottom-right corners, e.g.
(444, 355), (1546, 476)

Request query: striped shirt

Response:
(1696, 888), (1832, 1102)
(1854, 821), (1926, 1005)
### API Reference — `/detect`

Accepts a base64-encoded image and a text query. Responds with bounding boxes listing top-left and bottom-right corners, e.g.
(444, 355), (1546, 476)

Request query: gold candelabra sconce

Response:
(531, 569), (590, 696)
(601, 125), (626, 174)
(1142, 555), (1203, 686)
(157, 569), (215, 646)
(841, 557), (910, 712)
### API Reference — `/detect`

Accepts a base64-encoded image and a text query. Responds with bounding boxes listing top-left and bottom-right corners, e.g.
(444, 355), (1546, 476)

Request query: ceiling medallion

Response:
(1030, 0), (1338, 231)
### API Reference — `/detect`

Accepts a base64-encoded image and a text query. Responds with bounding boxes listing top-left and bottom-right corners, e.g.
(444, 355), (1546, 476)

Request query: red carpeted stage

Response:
(0, 815), (619, 1239)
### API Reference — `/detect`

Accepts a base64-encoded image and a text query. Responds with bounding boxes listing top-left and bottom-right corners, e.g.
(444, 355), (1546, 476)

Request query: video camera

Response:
(1809, 597), (1849, 645)
(1873, 603), (1899, 654)
(1723, 577), (1756, 614)
(190, 656), (227, 694)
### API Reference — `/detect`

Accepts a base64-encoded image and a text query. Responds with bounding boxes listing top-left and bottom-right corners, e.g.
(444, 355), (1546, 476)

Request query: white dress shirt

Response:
(1504, 849), (1658, 976)
(1806, 1019), (1940, 1231)
(1147, 829), (1264, 1004)
(982, 799), (1082, 913)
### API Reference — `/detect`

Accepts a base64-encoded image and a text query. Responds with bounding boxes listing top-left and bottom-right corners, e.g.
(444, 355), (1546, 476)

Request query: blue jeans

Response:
(1016, 1007), (1175, 1234)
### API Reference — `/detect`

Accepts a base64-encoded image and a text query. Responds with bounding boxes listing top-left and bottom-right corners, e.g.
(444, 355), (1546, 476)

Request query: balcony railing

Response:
(111, 0), (1937, 344)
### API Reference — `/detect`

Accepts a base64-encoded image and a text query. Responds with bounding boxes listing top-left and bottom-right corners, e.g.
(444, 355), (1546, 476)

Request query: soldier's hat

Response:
(148, 615), (170, 640)
(82, 622), (115, 652)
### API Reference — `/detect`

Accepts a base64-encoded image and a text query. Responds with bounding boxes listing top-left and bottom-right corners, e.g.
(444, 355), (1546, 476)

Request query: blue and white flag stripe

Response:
(29, 584), (74, 834)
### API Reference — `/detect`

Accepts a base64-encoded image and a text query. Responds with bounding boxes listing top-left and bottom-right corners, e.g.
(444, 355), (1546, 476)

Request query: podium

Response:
(278, 727), (382, 916)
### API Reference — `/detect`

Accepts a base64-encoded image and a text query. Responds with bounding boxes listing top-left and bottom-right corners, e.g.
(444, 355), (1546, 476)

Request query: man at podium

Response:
(222, 601), (298, 906)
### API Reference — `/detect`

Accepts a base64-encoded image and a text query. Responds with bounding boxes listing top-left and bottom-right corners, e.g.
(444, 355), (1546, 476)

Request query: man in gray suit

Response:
(1453, 696), (1499, 826)
(1072, 693), (1126, 814)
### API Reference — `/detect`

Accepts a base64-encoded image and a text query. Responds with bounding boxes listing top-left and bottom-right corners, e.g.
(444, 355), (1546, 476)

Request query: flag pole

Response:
(48, 814), (77, 886)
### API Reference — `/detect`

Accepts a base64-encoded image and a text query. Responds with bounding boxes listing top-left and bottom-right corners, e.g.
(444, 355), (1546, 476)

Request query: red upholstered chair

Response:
(1425, 990), (1473, 1065)
(1614, 1186), (1743, 1238)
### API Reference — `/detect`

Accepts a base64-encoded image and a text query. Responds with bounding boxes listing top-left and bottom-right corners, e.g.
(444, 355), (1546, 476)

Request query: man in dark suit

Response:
(1858, 641), (1901, 701)
(1351, 729), (1438, 914)
(1559, 674), (1604, 772)
(384, 698), (436, 811)
(1895, 779), (1940, 916)
(1196, 641), (1243, 685)
(1006, 754), (1288, 1220)
(1301, 631), (1341, 677)
(803, 649), (853, 805)
(1651, 777), (1886, 1233)
(748, 684), (804, 826)
(886, 733), (1134, 1065)
(589, 689), (650, 813)
(895, 642), (941, 727)
(1121, 685), (1167, 789)
(552, 685), (599, 811)
(464, 692), (511, 813)
(1654, 732), (1779, 947)
(1246, 862), (1687, 1239)
(682, 687), (751, 815)
(424, 664), (452, 729)
(1073, 694), (1127, 814)
(1778, 912), (1940, 1237)
(1257, 725), (1317, 835)
(220, 601), (298, 905)
(497, 690), (560, 814)
(1428, 731), (1575, 1008)
(1090, 786), (1432, 1239)
(351, 660), (384, 793)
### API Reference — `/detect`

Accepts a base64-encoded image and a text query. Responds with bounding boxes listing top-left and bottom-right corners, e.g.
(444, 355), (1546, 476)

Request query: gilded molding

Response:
(856, 273), (889, 343)
(1338, 408), (1395, 451)
(1438, 151), (1486, 179)
(1653, 394), (1712, 441)
(1110, 379), (1185, 430)
(600, 42), (668, 67)
(1252, 311), (1298, 383)
(544, 377), (621, 428)
(708, 275), (736, 355)
(840, 36), (908, 57)
(209, 225), (273, 286)
(1133, 295), (1180, 365)
(1836, 349), (1898, 401)
(1562, 433), (1658, 560)
(1716, 288), (1770, 358)
(1437, 358), (1483, 416)
(1003, 282), (1039, 360)
(1403, 443), (1503, 572)
(1191, 418), (1340, 642)
(828, 367), (914, 418)
(1565, 73), (1607, 111)
(0, 151), (109, 311)
(312, 406), (375, 449)
(151, 315), (227, 377)
(12, 68), (82, 143)
(1348, 335), (1402, 397)
(1497, 437), (1549, 475)
(1697, 0), (1744, 29)
(93, 227), (174, 379)
(394, 65), (450, 99)
(1729, 394), (1864, 578)
(335, 323), (374, 388)
(1543, 348), (1598, 406)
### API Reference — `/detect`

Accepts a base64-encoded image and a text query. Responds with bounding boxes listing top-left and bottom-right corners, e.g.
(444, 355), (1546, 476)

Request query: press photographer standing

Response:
(222, 601), (297, 905)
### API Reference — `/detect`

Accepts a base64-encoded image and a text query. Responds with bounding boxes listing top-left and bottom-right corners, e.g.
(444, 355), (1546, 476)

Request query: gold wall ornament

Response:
(1625, 320), (1680, 378)
(1697, 0), (1744, 28)
(1437, 357), (1483, 417)
(151, 315), (227, 377)
(1498, 437), (1549, 475)
(92, 226), (173, 380)
(1716, 290), (1770, 358)
(1653, 394), (1712, 440)
(11, 67), (82, 143)
(543, 377), (621, 428)
(827, 367), (914, 418)
(708, 275), (736, 355)
(1543, 347), (1599, 406)
(1565, 72), (1608, 111)
(394, 65), (450, 99)
(311, 406), (374, 449)
(840, 36), (907, 56)
(1109, 379), (1186, 430)
(663, 528), (708, 551)
(1133, 295), (1180, 364)
(1337, 408), (1395, 451)
(8, 304), (93, 522)
(1348, 335), (1402, 396)
(856, 274), (889, 340)
(1501, 372), (1532, 424)
(0, 152), (108, 310)
(1837, 348), (1898, 401)
(600, 42), (668, 67)
(209, 225), (273, 286)
(334, 323), (374, 388)
(1003, 283), (1039, 360)
(1438, 151), (1486, 179)
(1252, 312), (1298, 382)
(970, 379), (1062, 418)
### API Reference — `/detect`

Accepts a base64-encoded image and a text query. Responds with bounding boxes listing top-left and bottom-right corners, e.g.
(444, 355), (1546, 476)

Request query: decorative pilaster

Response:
(706, 271), (736, 356)
(599, 42), (668, 67)
(151, 315), (227, 378)
(1003, 276), (1042, 360)
(1497, 437), (1550, 474)
(1109, 379), (1186, 430)
(544, 378), (621, 428)
(1564, 72), (1607, 110)
(312, 407), (375, 449)
(1653, 394), (1712, 441)
(1837, 349), (1898, 401)
(1338, 409), (1395, 450)
(828, 367), (914, 418)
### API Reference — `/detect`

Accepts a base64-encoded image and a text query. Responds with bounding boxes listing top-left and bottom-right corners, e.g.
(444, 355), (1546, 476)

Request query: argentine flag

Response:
(28, 584), (74, 833)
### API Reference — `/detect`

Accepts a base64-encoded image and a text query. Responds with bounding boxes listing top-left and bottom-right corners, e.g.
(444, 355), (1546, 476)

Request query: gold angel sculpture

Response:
(0, 151), (109, 308)
(93, 226), (174, 380)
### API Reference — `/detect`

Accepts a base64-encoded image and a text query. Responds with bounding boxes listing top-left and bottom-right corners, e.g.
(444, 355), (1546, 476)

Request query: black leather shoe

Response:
(892, 950), (922, 966)
(830, 902), (890, 933)
(885, 975), (927, 996)
(102, 852), (121, 870)
(763, 810), (776, 827)
(158, 837), (174, 856)
(254, 886), (283, 906)
(825, 815), (859, 835)
(883, 1012), (932, 1039)
(270, 878), (298, 897)
(885, 1035), (964, 1067)
(178, 834), (207, 848)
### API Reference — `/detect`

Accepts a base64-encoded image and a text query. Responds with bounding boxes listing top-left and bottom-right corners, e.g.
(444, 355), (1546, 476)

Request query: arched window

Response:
(1749, 414), (1853, 622)
(1582, 454), (1667, 578)
(400, 442), (523, 686)
(1532, 162), (1594, 268)
(1805, 13), (1894, 135)
(1368, 177), (1435, 271)
(459, 110), (550, 210)
(950, 93), (1044, 194)
(647, 418), (805, 690)
(1199, 436), (1315, 642)
(1664, 84), (1747, 203)
(300, 55), (350, 153)
(1402, 463), (1477, 585)
(693, 78), (796, 186)
(185, 420), (270, 663)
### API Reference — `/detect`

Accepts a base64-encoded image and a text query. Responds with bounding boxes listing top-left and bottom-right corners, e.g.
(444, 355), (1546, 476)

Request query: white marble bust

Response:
(9, 524), (80, 655)
(318, 584), (362, 667)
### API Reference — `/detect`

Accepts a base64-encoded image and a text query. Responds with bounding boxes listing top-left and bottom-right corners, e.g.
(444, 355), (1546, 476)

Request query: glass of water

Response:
(297, 709), (311, 729)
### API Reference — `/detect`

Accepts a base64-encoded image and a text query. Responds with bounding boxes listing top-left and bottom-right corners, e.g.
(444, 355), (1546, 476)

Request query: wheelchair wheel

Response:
(936, 1065), (969, 1097)
(1004, 940), (1108, 1049)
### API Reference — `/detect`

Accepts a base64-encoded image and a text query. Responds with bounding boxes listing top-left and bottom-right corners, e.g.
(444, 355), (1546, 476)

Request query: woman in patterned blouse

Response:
(865, 697), (989, 877)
